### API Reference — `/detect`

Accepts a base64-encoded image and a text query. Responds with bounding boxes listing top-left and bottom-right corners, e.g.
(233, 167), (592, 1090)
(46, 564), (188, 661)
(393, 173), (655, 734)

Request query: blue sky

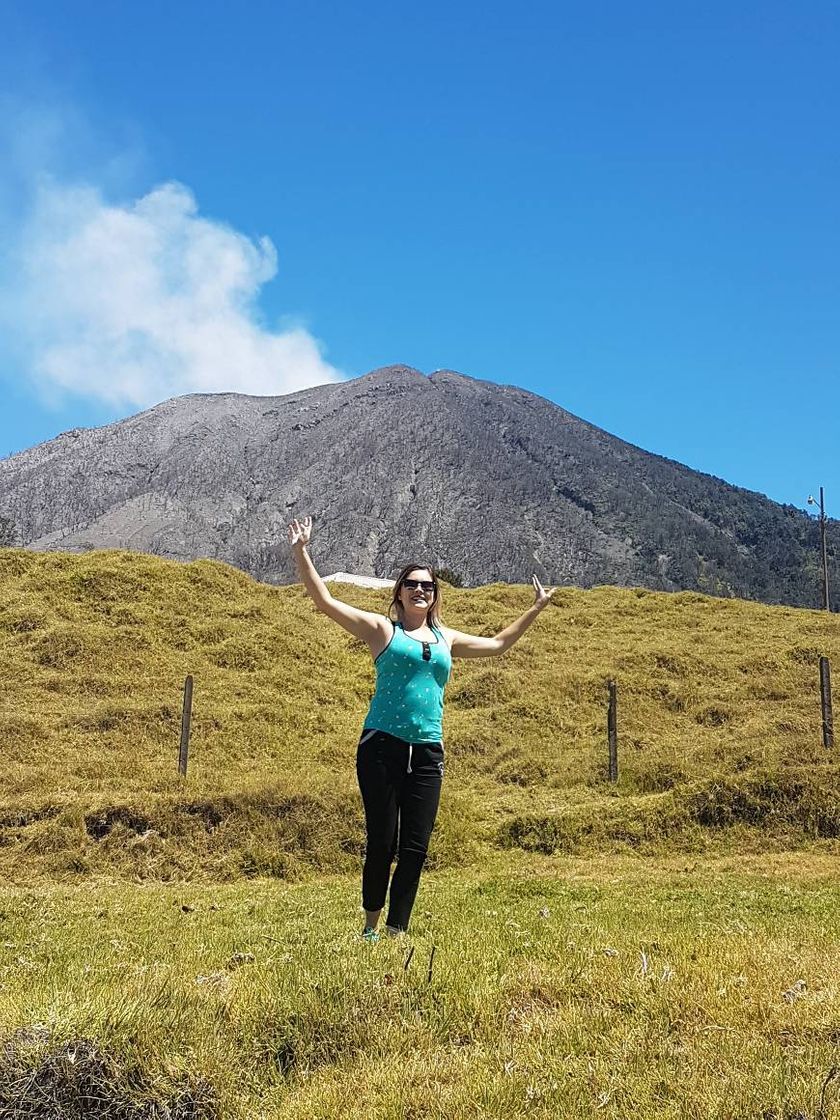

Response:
(1, 0), (838, 515)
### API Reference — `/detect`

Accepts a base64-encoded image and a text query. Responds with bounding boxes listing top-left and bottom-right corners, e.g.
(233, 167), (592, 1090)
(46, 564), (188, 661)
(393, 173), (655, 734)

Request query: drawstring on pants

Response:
(407, 743), (413, 774)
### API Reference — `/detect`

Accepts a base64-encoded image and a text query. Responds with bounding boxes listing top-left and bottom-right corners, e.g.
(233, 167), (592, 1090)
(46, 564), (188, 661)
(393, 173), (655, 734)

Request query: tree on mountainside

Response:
(436, 566), (464, 587)
(0, 516), (17, 546)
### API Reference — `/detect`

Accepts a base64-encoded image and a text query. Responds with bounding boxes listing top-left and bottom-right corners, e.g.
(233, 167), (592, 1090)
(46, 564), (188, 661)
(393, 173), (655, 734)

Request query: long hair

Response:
(389, 561), (443, 629)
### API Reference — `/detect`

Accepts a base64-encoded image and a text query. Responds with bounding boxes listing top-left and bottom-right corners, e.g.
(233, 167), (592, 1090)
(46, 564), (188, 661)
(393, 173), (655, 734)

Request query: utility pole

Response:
(807, 488), (830, 611)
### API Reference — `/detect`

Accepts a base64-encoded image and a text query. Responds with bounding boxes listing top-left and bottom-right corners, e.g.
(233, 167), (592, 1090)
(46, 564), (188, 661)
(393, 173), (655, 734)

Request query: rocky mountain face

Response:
(0, 365), (836, 605)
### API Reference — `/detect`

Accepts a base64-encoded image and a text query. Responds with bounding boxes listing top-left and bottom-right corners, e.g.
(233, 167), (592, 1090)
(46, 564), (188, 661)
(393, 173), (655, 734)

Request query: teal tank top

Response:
(365, 621), (452, 743)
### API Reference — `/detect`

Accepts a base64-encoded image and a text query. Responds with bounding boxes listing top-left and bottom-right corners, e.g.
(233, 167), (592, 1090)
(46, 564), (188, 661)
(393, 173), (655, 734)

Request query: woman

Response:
(288, 515), (553, 940)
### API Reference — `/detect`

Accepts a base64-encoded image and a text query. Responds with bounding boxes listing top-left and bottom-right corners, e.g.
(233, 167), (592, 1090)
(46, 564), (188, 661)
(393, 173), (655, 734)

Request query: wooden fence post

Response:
(820, 657), (834, 750)
(179, 675), (193, 778)
(608, 679), (618, 782)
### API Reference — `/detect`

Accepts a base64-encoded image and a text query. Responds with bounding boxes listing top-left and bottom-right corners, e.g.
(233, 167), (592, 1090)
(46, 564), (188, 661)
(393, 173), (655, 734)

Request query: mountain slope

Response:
(0, 364), (836, 604)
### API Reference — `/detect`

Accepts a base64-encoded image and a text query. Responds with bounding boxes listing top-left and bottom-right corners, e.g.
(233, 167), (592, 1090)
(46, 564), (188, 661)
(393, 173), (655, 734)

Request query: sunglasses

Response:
(402, 579), (436, 593)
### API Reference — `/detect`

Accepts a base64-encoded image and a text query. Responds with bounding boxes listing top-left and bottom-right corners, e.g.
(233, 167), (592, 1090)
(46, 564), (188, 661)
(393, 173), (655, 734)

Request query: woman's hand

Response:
(532, 574), (554, 610)
(446, 575), (555, 657)
(288, 515), (312, 550)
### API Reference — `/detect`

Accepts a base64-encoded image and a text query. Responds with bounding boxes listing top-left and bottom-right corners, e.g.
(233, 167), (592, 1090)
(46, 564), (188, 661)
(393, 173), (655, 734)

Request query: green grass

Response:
(2, 853), (839, 1118)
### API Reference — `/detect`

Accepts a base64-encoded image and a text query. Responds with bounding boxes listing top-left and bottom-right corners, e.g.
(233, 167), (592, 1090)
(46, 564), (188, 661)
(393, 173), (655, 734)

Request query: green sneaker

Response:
(362, 926), (380, 944)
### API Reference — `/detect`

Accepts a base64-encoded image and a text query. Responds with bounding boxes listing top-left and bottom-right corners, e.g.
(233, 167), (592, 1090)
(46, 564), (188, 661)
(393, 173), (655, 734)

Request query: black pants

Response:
(355, 729), (444, 932)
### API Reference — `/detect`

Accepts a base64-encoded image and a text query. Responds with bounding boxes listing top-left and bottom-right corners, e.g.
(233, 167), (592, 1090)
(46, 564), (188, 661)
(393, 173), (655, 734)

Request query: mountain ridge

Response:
(0, 364), (836, 606)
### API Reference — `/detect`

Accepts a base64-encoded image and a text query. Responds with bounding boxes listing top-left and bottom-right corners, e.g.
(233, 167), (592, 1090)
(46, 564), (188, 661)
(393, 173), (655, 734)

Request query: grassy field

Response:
(2, 853), (839, 1118)
(1, 547), (839, 881)
(1, 548), (839, 1116)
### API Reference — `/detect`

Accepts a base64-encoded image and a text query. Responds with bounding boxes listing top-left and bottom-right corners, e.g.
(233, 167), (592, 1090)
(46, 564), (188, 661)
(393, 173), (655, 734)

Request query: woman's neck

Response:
(399, 606), (431, 631)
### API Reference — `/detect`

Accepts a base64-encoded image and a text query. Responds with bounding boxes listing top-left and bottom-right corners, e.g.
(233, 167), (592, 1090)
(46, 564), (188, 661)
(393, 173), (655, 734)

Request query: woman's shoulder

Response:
(435, 623), (455, 649)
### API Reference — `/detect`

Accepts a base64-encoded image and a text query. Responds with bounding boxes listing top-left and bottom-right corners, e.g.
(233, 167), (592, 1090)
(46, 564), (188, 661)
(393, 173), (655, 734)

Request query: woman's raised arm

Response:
(443, 575), (554, 658)
(288, 517), (390, 648)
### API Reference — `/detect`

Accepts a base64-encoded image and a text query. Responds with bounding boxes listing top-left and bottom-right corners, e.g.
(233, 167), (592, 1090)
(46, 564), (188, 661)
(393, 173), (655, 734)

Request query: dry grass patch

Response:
(0, 1028), (219, 1119)
(500, 766), (840, 855)
(1, 548), (839, 881)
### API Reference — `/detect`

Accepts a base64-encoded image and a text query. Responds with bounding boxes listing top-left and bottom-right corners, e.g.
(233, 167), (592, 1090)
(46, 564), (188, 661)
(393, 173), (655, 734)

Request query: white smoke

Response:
(10, 178), (341, 408)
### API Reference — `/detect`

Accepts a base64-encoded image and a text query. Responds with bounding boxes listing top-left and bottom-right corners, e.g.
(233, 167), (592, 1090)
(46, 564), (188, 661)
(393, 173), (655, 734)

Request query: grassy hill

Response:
(1, 547), (838, 883)
(2, 547), (840, 1117)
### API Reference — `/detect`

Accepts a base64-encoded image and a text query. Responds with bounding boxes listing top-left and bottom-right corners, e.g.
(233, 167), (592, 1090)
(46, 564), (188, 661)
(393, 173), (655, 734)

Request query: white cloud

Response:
(9, 177), (342, 408)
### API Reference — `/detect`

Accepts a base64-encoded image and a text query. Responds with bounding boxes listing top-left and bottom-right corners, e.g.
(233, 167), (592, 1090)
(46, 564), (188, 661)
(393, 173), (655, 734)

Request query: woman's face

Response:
(398, 568), (436, 613)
